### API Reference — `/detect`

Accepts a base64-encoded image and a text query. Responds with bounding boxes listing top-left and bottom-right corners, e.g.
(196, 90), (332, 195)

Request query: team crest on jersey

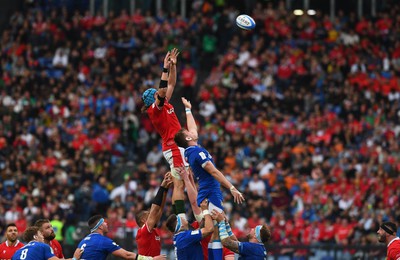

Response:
(155, 236), (160, 241)
(167, 108), (174, 114)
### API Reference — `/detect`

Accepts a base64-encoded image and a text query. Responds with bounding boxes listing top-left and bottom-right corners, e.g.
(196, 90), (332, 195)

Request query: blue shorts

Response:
(197, 190), (224, 210)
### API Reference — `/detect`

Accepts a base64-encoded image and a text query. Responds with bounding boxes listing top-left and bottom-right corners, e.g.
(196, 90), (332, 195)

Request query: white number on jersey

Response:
(20, 249), (28, 259)
(199, 152), (207, 160)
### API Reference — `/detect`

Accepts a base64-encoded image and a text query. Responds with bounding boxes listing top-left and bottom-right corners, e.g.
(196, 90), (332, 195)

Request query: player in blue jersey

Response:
(77, 215), (166, 260)
(174, 97), (245, 259)
(12, 226), (82, 260)
(174, 97), (245, 207)
(165, 198), (214, 260)
(212, 210), (271, 260)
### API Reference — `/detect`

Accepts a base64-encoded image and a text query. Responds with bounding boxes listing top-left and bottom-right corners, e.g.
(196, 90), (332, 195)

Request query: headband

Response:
(381, 223), (395, 235)
(175, 216), (182, 233)
(255, 225), (262, 243)
(90, 218), (104, 233)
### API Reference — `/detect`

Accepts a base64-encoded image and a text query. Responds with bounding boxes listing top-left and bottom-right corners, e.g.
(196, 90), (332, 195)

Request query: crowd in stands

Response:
(0, 0), (399, 258)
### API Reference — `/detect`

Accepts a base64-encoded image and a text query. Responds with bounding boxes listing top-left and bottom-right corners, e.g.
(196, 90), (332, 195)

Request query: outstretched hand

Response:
(169, 48), (180, 65)
(230, 186), (245, 204)
(161, 172), (173, 188)
(181, 97), (192, 109)
(163, 51), (171, 68)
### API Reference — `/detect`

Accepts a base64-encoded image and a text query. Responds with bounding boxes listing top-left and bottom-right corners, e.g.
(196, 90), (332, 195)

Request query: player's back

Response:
(12, 241), (53, 260)
(185, 146), (220, 192)
(78, 233), (121, 260)
(174, 230), (204, 260)
(238, 242), (267, 260)
(147, 101), (181, 150)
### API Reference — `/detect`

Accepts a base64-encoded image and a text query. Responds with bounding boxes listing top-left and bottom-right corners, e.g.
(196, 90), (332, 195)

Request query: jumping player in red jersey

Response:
(141, 48), (189, 224)
(34, 219), (64, 258)
(377, 221), (400, 260)
(135, 172), (173, 256)
(0, 223), (24, 259)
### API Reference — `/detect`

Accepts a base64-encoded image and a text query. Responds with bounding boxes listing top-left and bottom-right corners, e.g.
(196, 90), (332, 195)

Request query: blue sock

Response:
(208, 240), (223, 260)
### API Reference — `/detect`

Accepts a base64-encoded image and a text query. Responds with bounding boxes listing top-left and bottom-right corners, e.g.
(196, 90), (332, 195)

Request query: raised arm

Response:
(178, 167), (202, 220)
(181, 97), (198, 140)
(211, 210), (240, 254)
(166, 48), (179, 100)
(203, 161), (245, 204)
(146, 172), (173, 231)
(199, 199), (214, 238)
(156, 51), (171, 101)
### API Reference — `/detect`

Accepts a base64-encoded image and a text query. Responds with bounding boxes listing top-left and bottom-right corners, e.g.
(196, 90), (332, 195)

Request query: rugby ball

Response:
(236, 14), (256, 30)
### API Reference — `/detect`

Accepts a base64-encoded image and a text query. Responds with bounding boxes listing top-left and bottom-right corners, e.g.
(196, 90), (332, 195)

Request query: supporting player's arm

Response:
(203, 161), (245, 204)
(199, 199), (214, 238)
(211, 210), (240, 254)
(181, 97), (198, 140)
(112, 248), (166, 259)
(166, 48), (179, 100)
(178, 167), (202, 221)
(146, 172), (173, 231)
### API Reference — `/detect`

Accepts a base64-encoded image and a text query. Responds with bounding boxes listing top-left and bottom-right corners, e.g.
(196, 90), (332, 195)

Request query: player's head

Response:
(142, 88), (157, 107)
(174, 128), (195, 148)
(88, 215), (109, 234)
(377, 221), (397, 243)
(5, 223), (19, 243)
(248, 224), (271, 244)
(166, 214), (189, 233)
(135, 210), (150, 227)
(34, 219), (55, 241)
(23, 226), (44, 243)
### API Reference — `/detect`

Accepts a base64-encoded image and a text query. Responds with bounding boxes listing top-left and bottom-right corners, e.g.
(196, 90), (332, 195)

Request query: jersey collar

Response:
(6, 240), (20, 247)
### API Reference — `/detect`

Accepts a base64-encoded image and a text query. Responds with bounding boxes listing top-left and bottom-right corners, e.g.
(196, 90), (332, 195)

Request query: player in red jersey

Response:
(377, 221), (400, 260)
(141, 49), (188, 223)
(0, 223), (24, 259)
(135, 172), (173, 256)
(34, 219), (64, 258)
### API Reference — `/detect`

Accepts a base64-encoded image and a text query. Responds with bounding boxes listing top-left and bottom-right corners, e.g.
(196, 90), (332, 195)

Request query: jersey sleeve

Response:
(102, 237), (122, 253)
(43, 244), (56, 259)
(192, 148), (211, 168)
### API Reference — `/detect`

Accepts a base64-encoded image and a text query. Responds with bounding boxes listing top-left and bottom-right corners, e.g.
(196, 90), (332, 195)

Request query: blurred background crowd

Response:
(0, 0), (399, 258)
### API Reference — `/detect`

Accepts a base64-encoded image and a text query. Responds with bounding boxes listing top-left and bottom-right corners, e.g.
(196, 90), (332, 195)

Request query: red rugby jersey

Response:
(387, 237), (400, 260)
(0, 240), (24, 260)
(147, 101), (182, 152)
(136, 223), (161, 257)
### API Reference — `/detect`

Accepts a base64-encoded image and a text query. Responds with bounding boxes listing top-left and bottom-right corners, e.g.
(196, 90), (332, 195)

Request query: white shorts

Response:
(163, 146), (188, 180)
